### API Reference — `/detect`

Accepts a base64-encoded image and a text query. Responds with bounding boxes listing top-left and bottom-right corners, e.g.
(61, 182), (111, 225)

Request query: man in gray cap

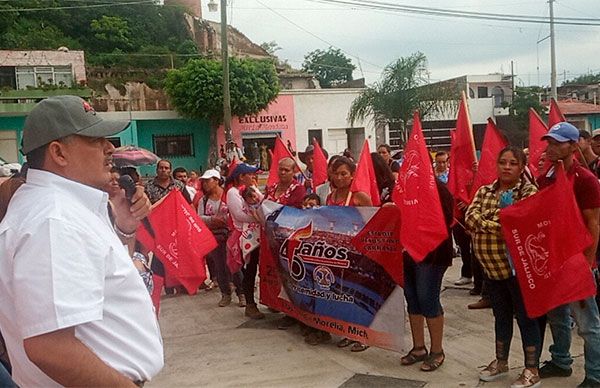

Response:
(0, 96), (163, 386)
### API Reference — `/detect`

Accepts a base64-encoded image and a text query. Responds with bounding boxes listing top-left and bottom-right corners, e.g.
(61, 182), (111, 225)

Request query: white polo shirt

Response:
(0, 169), (163, 386)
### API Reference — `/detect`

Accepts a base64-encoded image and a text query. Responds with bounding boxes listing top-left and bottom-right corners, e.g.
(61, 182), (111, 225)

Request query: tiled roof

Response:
(544, 99), (600, 115)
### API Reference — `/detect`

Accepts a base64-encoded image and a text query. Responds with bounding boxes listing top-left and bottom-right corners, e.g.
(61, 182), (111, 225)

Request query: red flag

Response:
(267, 136), (297, 186)
(393, 112), (448, 261)
(548, 98), (566, 127)
(350, 140), (381, 206)
(312, 138), (328, 188)
(528, 108), (548, 177)
(136, 190), (217, 294)
(448, 92), (477, 204)
(499, 165), (595, 318)
(351, 206), (404, 286)
(470, 118), (508, 200)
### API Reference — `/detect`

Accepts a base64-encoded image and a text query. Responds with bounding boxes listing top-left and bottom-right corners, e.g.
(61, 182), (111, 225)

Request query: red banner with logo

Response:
(137, 190), (217, 294)
(499, 166), (595, 317)
(393, 111), (448, 261)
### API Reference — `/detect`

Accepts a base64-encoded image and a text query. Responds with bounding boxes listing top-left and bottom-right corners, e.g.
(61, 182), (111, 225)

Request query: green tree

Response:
(502, 86), (546, 145)
(302, 47), (355, 88)
(165, 58), (280, 163)
(260, 41), (281, 56)
(90, 16), (132, 52)
(348, 52), (458, 143)
(563, 73), (600, 86)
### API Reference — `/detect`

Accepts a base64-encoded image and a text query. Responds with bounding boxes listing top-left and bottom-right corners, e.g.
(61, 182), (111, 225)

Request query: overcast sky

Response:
(199, 0), (600, 87)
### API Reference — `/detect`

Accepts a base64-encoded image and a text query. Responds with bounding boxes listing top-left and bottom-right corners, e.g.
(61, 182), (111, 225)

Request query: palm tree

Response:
(348, 52), (458, 145)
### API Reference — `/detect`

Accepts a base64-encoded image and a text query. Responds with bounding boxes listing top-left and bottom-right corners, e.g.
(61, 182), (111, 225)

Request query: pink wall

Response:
(217, 94), (296, 148)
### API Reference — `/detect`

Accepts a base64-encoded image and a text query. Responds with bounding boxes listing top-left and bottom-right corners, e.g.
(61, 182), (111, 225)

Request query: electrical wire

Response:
(254, 0), (385, 70)
(306, 0), (600, 26)
(0, 0), (156, 12)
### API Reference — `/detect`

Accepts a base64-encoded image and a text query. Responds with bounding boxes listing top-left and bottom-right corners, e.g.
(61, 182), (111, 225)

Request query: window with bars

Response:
(153, 134), (194, 157)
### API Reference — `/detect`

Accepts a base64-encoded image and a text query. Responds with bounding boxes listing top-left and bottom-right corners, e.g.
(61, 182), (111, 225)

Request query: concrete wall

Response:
(285, 89), (378, 158)
(0, 50), (87, 84)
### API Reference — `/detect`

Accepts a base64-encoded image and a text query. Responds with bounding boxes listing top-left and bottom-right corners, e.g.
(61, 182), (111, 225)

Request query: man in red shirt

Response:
(537, 122), (600, 388)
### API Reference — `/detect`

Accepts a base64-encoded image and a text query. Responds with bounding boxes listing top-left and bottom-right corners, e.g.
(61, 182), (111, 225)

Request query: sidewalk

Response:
(148, 258), (586, 387)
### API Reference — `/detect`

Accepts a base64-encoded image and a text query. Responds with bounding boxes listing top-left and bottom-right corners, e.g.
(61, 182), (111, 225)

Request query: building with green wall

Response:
(0, 106), (211, 178)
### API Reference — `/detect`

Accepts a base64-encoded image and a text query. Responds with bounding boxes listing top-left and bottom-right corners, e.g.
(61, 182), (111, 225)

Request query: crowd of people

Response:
(0, 96), (599, 388)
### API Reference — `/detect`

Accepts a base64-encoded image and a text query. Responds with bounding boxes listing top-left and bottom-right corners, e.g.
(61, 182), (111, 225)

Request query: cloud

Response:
(202, 0), (600, 86)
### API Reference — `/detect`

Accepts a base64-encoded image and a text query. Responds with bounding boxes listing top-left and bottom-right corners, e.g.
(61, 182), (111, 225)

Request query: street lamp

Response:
(209, 0), (233, 147)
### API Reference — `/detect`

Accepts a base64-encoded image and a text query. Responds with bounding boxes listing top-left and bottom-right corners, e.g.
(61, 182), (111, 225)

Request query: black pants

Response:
(209, 237), (243, 296)
(472, 256), (489, 297)
(452, 225), (472, 278)
(242, 248), (260, 305)
(488, 277), (541, 368)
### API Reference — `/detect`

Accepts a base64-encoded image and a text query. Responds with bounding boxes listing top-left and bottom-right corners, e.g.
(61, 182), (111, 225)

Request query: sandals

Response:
(420, 351), (445, 372)
(305, 330), (332, 345)
(350, 342), (369, 352)
(337, 338), (354, 348)
(401, 347), (428, 366)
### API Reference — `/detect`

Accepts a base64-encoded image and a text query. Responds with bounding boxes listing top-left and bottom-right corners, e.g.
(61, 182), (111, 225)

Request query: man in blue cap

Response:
(537, 122), (600, 387)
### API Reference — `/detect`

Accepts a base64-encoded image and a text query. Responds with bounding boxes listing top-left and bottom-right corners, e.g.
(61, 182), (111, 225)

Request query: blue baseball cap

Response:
(227, 163), (259, 183)
(542, 122), (579, 143)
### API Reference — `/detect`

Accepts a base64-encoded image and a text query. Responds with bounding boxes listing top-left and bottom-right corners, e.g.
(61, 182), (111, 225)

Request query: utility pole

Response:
(511, 60), (515, 107)
(549, 0), (557, 100)
(220, 0), (233, 146)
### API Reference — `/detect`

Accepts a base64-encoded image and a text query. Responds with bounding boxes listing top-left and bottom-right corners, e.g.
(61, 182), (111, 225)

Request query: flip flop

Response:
(421, 351), (445, 372)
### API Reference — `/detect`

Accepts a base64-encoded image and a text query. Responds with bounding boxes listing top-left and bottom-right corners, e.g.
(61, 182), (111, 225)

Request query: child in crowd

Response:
(302, 193), (321, 209)
(240, 185), (262, 209)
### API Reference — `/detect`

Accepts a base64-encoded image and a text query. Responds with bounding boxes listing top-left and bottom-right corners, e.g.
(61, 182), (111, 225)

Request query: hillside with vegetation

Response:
(0, 0), (198, 84)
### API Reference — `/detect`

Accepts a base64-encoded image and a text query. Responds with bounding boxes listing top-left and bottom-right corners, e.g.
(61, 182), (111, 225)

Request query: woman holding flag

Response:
(326, 157), (372, 208)
(465, 146), (540, 388)
(226, 163), (265, 320)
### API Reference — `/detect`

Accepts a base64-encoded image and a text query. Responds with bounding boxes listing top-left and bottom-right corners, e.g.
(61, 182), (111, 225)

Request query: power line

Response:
(254, 0), (385, 70)
(0, 0), (156, 12)
(306, 0), (600, 26)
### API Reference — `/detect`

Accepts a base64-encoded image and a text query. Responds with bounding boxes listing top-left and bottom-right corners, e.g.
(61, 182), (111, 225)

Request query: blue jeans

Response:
(403, 254), (447, 318)
(547, 294), (600, 382)
(0, 362), (15, 388)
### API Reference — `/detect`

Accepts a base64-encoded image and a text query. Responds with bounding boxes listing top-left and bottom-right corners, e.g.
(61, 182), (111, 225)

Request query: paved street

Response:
(149, 258), (585, 387)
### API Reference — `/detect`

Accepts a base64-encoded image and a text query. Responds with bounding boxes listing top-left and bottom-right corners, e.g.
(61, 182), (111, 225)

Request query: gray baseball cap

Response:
(22, 95), (129, 154)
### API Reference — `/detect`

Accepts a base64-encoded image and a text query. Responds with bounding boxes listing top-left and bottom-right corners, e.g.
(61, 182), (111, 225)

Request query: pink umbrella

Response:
(112, 146), (160, 167)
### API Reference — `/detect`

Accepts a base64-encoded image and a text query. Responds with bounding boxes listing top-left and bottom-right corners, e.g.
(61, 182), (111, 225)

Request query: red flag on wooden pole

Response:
(448, 92), (477, 205)
(350, 139), (381, 206)
(528, 108), (549, 177)
(548, 98), (566, 127)
(393, 111), (448, 261)
(311, 138), (328, 188)
(267, 136), (297, 187)
(500, 164), (595, 318)
(470, 118), (509, 200)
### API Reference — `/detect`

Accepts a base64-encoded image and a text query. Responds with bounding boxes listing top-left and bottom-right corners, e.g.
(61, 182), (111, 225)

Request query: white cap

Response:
(200, 169), (221, 180)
